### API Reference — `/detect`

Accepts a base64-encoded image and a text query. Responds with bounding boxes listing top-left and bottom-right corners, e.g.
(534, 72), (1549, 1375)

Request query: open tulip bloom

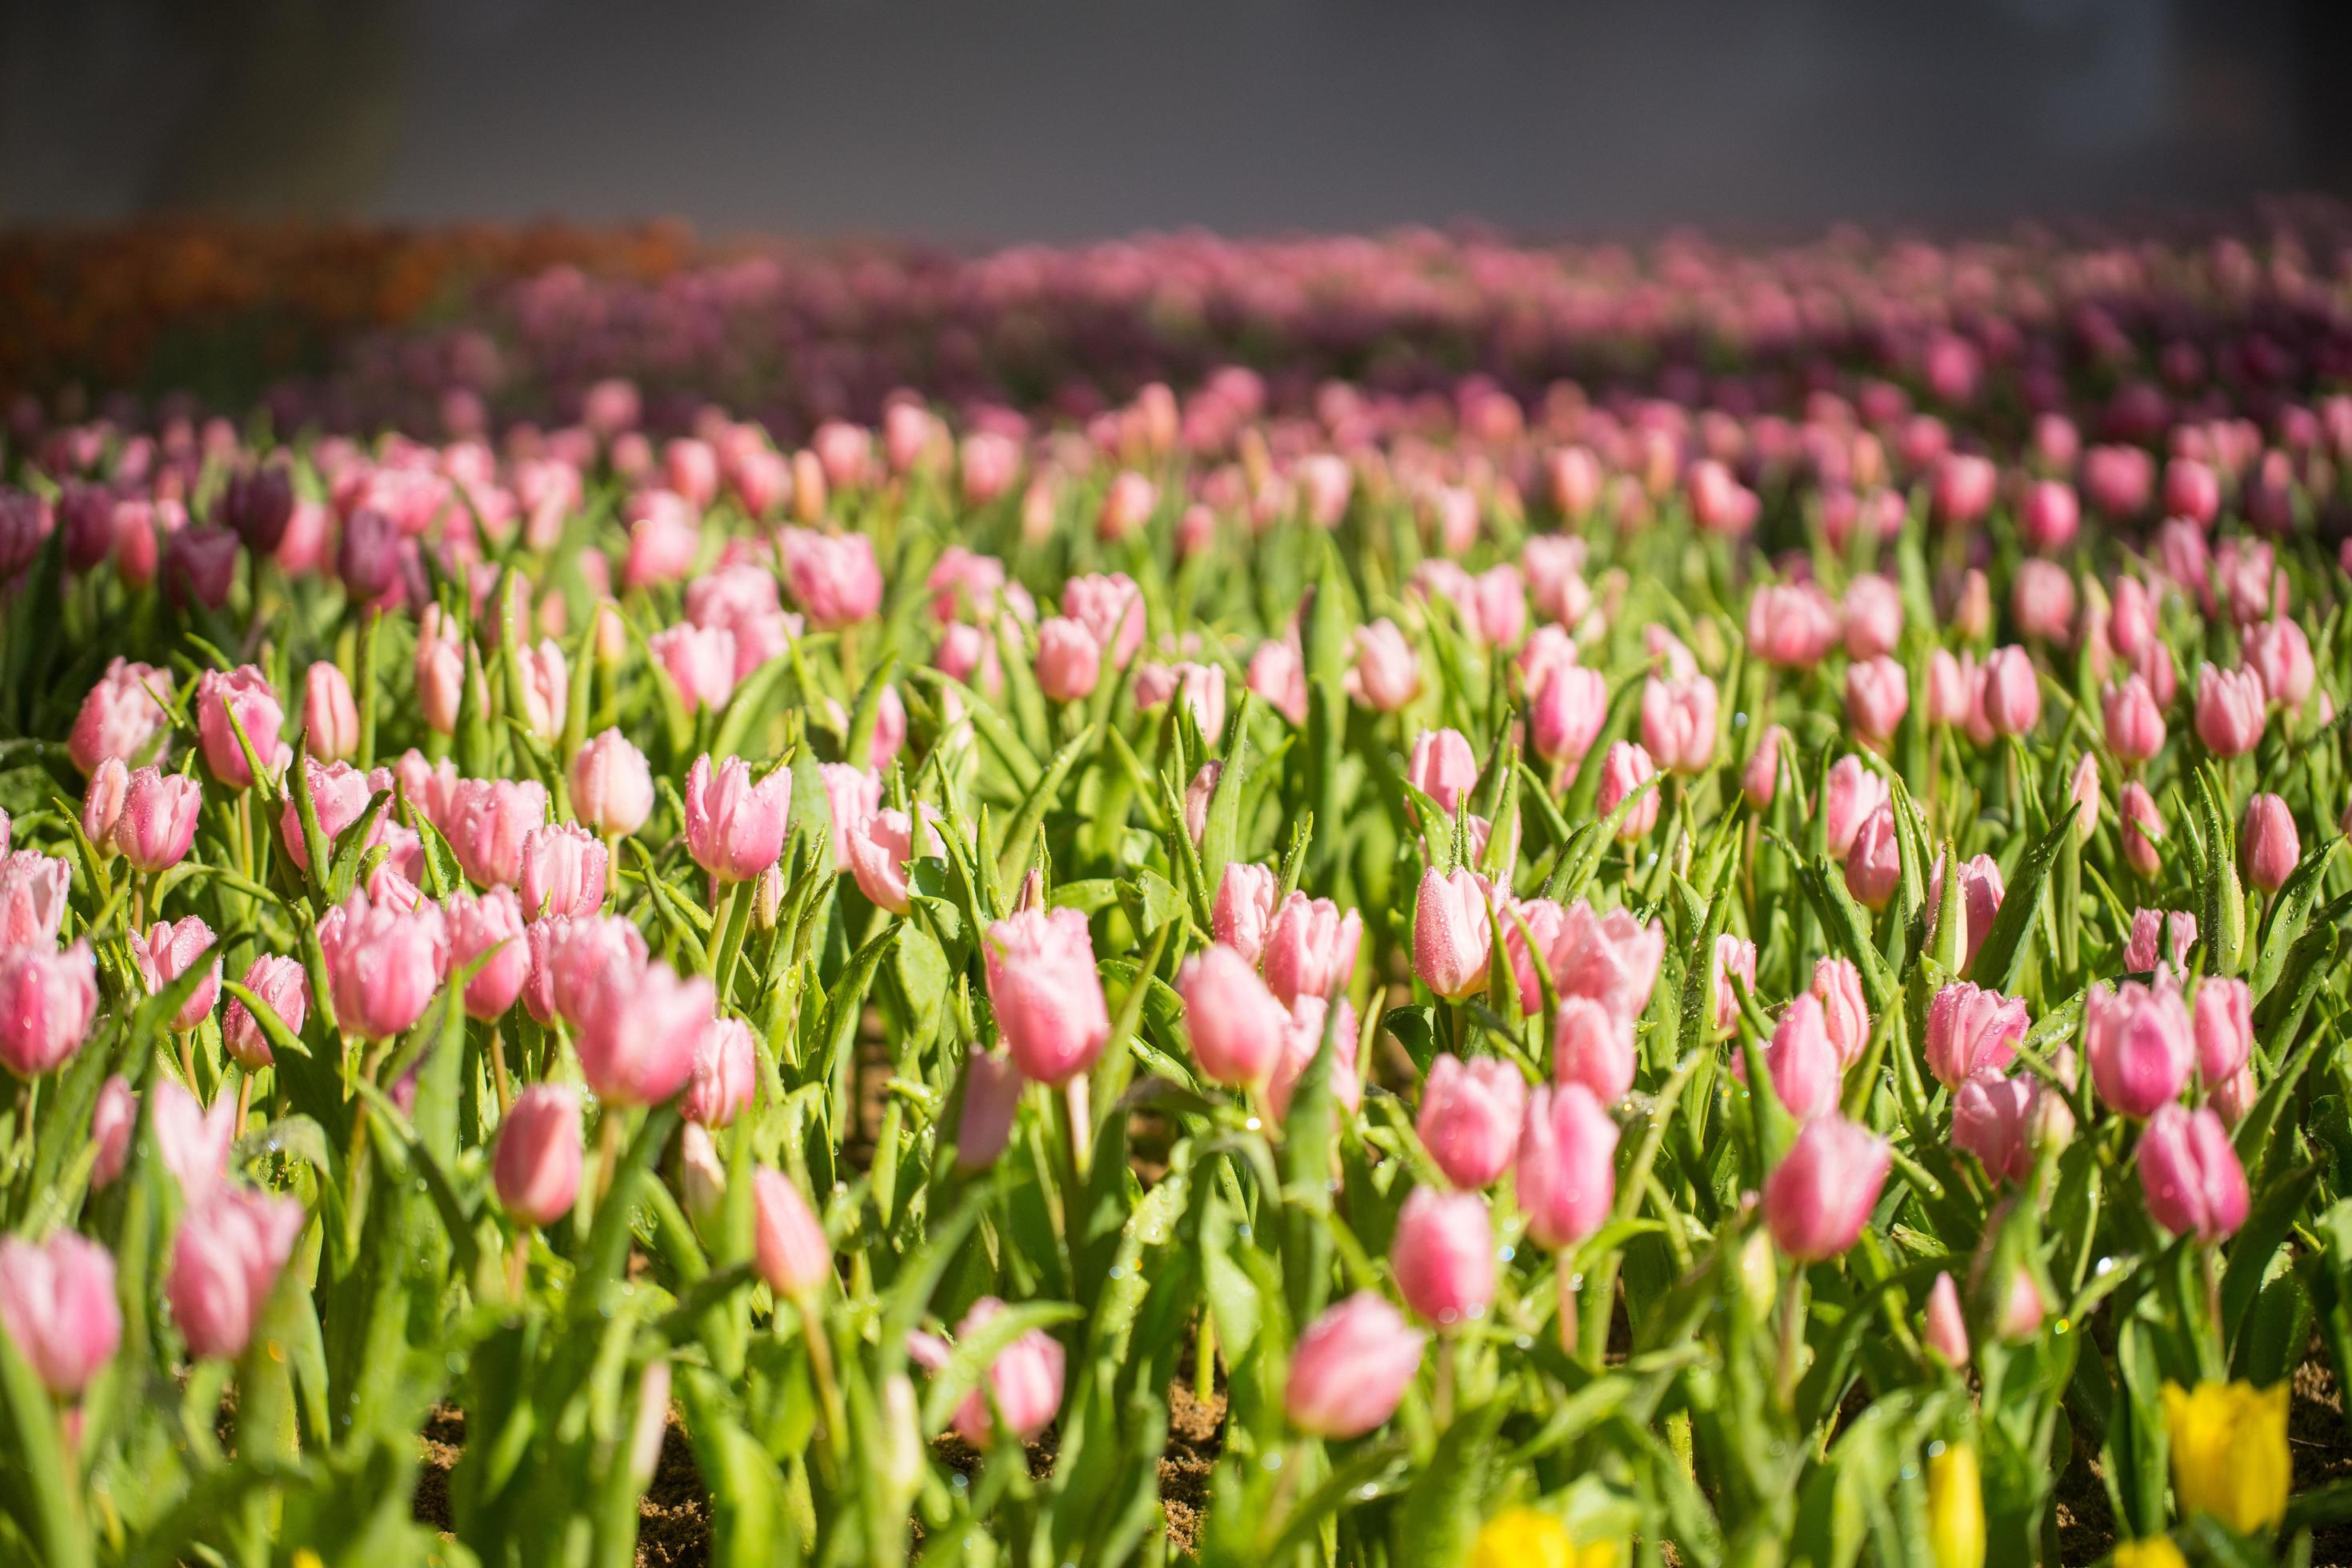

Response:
(2, 213), (2352, 1565)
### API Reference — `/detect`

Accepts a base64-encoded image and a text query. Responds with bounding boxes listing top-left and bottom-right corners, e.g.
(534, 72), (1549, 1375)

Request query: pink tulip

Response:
(2241, 794), (2299, 892)
(752, 1166), (832, 1301)
(1284, 1291), (1426, 1438)
(222, 954), (306, 1070)
(1931, 453), (1996, 526)
(1952, 1069), (2034, 1182)
(447, 778), (547, 890)
(684, 754), (792, 884)
(1259, 892), (1362, 1009)
(1924, 1271), (1970, 1368)
(1246, 640), (1310, 726)
(1596, 742), (1659, 840)
(650, 623), (738, 714)
(1134, 661), (1225, 736)
(170, 1187), (306, 1360)
(326, 888), (447, 1038)
(577, 959), (710, 1107)
(571, 728), (655, 838)
(954, 1046), (1024, 1172)
(1926, 853), (2006, 975)
(925, 1296), (1067, 1446)
(147, 1077), (236, 1200)
(1060, 573), (1146, 670)
(1842, 574), (1905, 661)
(2194, 977), (2254, 1085)
(2119, 782), (2164, 878)
(1757, 994), (1842, 1121)
(69, 658), (175, 776)
(1211, 862), (1279, 966)
(1417, 1055), (1527, 1189)
(2213, 1066), (2258, 1127)
(1640, 674), (1718, 774)
(778, 528), (883, 629)
(684, 1016), (757, 1128)
(2243, 618), (2315, 711)
(1746, 582), (1841, 669)
(1550, 995), (1636, 1105)
(514, 639), (570, 742)
(1978, 646), (2040, 737)
(984, 908), (1111, 1086)
(494, 1083), (582, 1226)
(0, 851), (68, 948)
(518, 822), (608, 920)
(2124, 907), (2198, 973)
(1526, 665), (1608, 774)
(1097, 470), (1158, 540)
(1763, 1115), (1890, 1262)
(2086, 975), (2194, 1118)
(528, 913), (647, 1027)
(1741, 724), (1787, 808)
(302, 662), (359, 762)
(2138, 1104), (2250, 1242)
(2162, 456), (2220, 525)
(80, 758), (127, 854)
(2019, 479), (2079, 552)
(1823, 756), (1890, 860)
(1843, 803), (1901, 911)
(1925, 650), (1972, 730)
(1350, 619), (1421, 710)
(1034, 618), (1102, 702)
(1516, 1082), (1619, 1250)
(1413, 867), (1494, 1000)
(846, 806), (938, 915)
(138, 917), (221, 1031)
(1391, 1187), (1495, 1325)
(446, 887), (528, 1021)
(1810, 957), (1870, 1070)
(1846, 657), (1910, 743)
(194, 666), (289, 789)
(1551, 901), (1666, 1028)
(0, 941), (98, 1077)
(112, 766), (202, 874)
(90, 1077), (134, 1189)
(2193, 664), (2266, 757)
(2102, 675), (2166, 765)
(1922, 976), (2028, 1084)
(0, 1231), (119, 1397)
(1266, 995), (1362, 1122)
(1407, 729), (1478, 815)
(1178, 944), (1291, 1090)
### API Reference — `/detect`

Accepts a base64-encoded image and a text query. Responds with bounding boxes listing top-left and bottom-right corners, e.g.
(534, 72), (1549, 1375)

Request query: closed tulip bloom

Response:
(1842, 574), (1906, 660)
(2019, 478), (2080, 552)
(2240, 794), (2298, 893)
(148, 1077), (237, 1199)
(1266, 995), (1362, 1122)
(1951, 1069), (2034, 1182)
(649, 623), (738, 714)
(527, 913), (646, 1026)
(446, 887), (529, 1021)
(846, 806), (937, 915)
(1392, 1187), (1496, 1324)
(1926, 853), (2006, 974)
(779, 528), (884, 629)
(1414, 867), (1494, 1000)
(570, 729), (655, 837)
(1640, 674), (1718, 774)
(752, 1166), (832, 1301)
(1844, 803), (1902, 911)
(514, 639), (570, 741)
(1351, 619), (1422, 711)
(578, 959), (710, 1107)
(170, 1186), (306, 1366)
(70, 658), (176, 776)
(1261, 892), (1363, 1007)
(329, 895), (446, 1039)
(1211, 862), (1279, 966)
(1097, 470), (1158, 541)
(1810, 957), (1870, 1070)
(1551, 994), (1636, 1106)
(1417, 1054), (1527, 1189)
(81, 758), (128, 855)
(683, 754), (792, 883)
(112, 766), (201, 874)
(1932, 452), (1996, 526)
(2163, 1379), (2290, 1537)
(0, 1231), (120, 1398)
(90, 1076), (134, 1189)
(2138, 1104), (2250, 1242)
(1178, 944), (1291, 1090)
(1182, 762), (1221, 846)
(1741, 723), (1787, 808)
(1747, 582), (1841, 669)
(2010, 560), (2077, 644)
(1530, 664), (1609, 770)
(1597, 742), (1660, 839)
(1517, 1082), (1619, 1250)
(1763, 1115), (1890, 1262)
(1034, 617), (1102, 702)
(0, 851), (68, 948)
(518, 822), (608, 920)
(138, 917), (222, 1031)
(1706, 932), (1756, 1036)
(2193, 977), (2254, 1084)
(2242, 618), (2314, 710)
(2164, 455), (2221, 524)
(954, 1046), (1023, 1172)
(1407, 728), (1478, 814)
(1924, 982), (2029, 1090)
(1758, 994), (1842, 1121)
(1060, 572), (1146, 669)
(984, 908), (1111, 1085)
(2123, 906), (2198, 972)
(938, 1297), (1067, 1446)
(2118, 779), (2167, 878)
(448, 778), (548, 890)
(1554, 901), (1666, 1027)
(1284, 1292), (1426, 1439)
(684, 1016), (758, 1127)
(2067, 752), (2101, 844)
(222, 954), (306, 1070)
(800, 764), (875, 874)
(494, 1083), (582, 1226)
(302, 662), (359, 761)
(1925, 650), (1972, 730)
(2103, 675), (2166, 765)
(1823, 756), (1891, 859)
(194, 666), (289, 790)
(1978, 646), (2040, 736)
(1924, 1270), (1970, 1368)
(0, 941), (98, 1077)
(2086, 975), (2194, 1118)
(1846, 656), (1910, 743)
(2194, 664), (2266, 757)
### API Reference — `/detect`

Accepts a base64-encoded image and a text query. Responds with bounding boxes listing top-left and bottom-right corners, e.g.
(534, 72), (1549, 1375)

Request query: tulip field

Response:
(10, 210), (2352, 1566)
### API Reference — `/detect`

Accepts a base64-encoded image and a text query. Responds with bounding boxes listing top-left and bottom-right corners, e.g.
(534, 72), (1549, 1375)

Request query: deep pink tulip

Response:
(936, 1296), (1066, 1446)
(571, 728), (654, 837)
(222, 954), (306, 1070)
(1284, 1292), (1425, 1439)
(1931, 453), (1996, 526)
(1178, 944), (1291, 1090)
(2162, 455), (2220, 525)
(2194, 977), (2254, 1085)
(518, 822), (608, 919)
(328, 895), (447, 1040)
(2010, 560), (2076, 645)
(494, 1083), (582, 1227)
(1763, 1115), (1890, 1261)
(2102, 675), (2166, 764)
(684, 1016), (757, 1128)
(2138, 1104), (2250, 1242)
(2019, 479), (2079, 552)
(138, 917), (221, 1031)
(170, 1187), (306, 1361)
(1596, 742), (1659, 839)
(2086, 974), (2194, 1118)
(70, 658), (175, 776)
(2241, 794), (2299, 893)
(1413, 867), (1494, 1000)
(752, 1166), (832, 1300)
(1952, 1069), (2034, 1182)
(683, 754), (792, 884)
(1517, 1082), (1619, 1250)
(1924, 982), (2029, 1090)
(1924, 1271), (1970, 1367)
(1261, 892), (1362, 1008)
(302, 662), (359, 762)
(1978, 646), (2041, 736)
(194, 666), (289, 789)
(1391, 1187), (1495, 1325)
(0, 941), (98, 1077)
(1844, 804), (1901, 911)
(1417, 1054), (1527, 1189)
(115, 765), (202, 874)
(1757, 994), (1842, 1121)
(1823, 756), (1890, 860)
(578, 959), (710, 1107)
(0, 1231), (119, 1397)
(2193, 664), (2266, 757)
(984, 908), (1110, 1086)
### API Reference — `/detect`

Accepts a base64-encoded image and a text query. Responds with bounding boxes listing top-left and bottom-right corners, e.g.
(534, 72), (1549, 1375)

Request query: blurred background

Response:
(4, 0), (2348, 241)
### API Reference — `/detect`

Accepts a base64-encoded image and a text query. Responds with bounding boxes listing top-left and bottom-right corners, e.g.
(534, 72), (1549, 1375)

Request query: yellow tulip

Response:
(1468, 1508), (1618, 1568)
(1926, 1442), (1986, 1568)
(2111, 1538), (2190, 1568)
(2162, 1379), (2290, 1535)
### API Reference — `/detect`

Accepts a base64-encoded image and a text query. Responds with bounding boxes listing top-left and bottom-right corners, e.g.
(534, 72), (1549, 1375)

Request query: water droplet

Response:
(1263, 1451), (1284, 1472)
(1243, 1117), (1262, 1132)
(1497, 1245), (1516, 1263)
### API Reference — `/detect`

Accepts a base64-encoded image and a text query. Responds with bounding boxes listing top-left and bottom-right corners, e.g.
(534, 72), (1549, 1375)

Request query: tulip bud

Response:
(570, 727), (655, 838)
(2067, 752), (2100, 844)
(1530, 664), (1608, 770)
(1350, 620), (1422, 711)
(1952, 1069), (2033, 1183)
(954, 1046), (1023, 1173)
(1924, 982), (2028, 1090)
(1639, 674), (1718, 774)
(302, 662), (359, 762)
(1413, 866), (1494, 1000)
(2103, 675), (2166, 765)
(577, 959), (710, 1107)
(2121, 782), (2165, 878)
(1741, 723), (1787, 809)
(82, 758), (128, 854)
(682, 754), (791, 884)
(1757, 993), (1842, 1121)
(2194, 663), (2266, 758)
(2138, 1103), (2250, 1242)
(1550, 994), (1636, 1106)
(1596, 742), (1659, 839)
(170, 1188), (306, 1360)
(518, 822), (608, 920)
(942, 1296), (1067, 1445)
(1823, 756), (1891, 860)
(1261, 892), (1362, 1008)
(1978, 646), (2040, 736)
(1178, 944), (1291, 1091)
(194, 666), (290, 789)
(2240, 793), (2298, 893)
(1406, 729), (1478, 815)
(138, 917), (222, 1032)
(752, 1166), (831, 1302)
(1846, 656), (1910, 744)
(222, 954), (307, 1070)
(116, 766), (203, 875)
(1034, 618), (1102, 703)
(1763, 1115), (1890, 1261)
(2193, 976), (2254, 1086)
(1391, 1187), (1496, 1325)
(329, 896), (446, 1040)
(1810, 956), (1870, 1070)
(1516, 1083), (1619, 1250)
(1210, 862), (1279, 966)
(0, 1231), (120, 1397)
(494, 1083), (583, 1227)
(1416, 1055), (1527, 1189)
(1283, 1292), (1426, 1439)
(2086, 975), (2194, 1118)
(1923, 1272), (1970, 1369)
(0, 941), (98, 1078)
(447, 778), (550, 890)
(984, 908), (1111, 1085)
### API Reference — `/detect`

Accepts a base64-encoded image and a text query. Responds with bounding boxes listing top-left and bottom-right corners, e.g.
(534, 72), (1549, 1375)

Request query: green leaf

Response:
(1969, 807), (2074, 994)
